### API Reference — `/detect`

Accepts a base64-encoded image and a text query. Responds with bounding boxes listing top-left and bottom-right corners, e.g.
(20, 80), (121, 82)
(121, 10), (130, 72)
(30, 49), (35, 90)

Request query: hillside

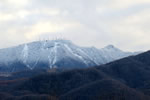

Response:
(0, 51), (150, 100)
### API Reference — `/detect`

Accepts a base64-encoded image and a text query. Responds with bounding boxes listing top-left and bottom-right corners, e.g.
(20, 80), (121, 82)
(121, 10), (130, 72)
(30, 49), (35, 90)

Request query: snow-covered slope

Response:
(0, 40), (139, 72)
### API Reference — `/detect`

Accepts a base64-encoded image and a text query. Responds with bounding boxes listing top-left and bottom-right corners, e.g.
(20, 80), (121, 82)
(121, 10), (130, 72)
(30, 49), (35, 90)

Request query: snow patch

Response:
(21, 44), (29, 64)
(64, 44), (88, 65)
(48, 42), (58, 69)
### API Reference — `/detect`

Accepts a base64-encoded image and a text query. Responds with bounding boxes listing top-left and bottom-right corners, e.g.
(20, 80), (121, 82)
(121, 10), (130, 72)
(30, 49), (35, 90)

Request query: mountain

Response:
(1, 50), (150, 100)
(0, 39), (139, 72)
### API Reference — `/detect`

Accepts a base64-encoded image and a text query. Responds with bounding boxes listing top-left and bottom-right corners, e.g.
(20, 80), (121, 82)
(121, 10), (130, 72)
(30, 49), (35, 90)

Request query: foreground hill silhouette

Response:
(1, 51), (150, 100)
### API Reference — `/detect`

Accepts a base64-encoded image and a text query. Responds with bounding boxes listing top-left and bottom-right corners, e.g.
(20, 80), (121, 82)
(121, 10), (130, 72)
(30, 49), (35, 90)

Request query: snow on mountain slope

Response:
(99, 45), (137, 63)
(0, 40), (140, 72)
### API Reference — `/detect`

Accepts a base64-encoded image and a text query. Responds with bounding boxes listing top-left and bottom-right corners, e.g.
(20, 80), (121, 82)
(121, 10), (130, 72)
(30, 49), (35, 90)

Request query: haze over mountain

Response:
(0, 39), (139, 73)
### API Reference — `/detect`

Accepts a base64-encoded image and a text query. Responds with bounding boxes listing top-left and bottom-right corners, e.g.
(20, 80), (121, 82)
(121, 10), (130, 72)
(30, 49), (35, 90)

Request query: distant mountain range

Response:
(0, 39), (140, 72)
(0, 48), (150, 100)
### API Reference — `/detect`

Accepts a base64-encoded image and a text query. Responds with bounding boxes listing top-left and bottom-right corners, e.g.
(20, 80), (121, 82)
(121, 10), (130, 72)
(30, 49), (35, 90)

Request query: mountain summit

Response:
(0, 40), (139, 72)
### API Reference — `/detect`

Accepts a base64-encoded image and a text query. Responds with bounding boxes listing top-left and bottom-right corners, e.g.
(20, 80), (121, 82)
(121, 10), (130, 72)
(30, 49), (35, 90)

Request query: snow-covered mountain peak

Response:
(0, 40), (140, 72)
(102, 44), (122, 52)
(40, 39), (73, 46)
(27, 39), (75, 50)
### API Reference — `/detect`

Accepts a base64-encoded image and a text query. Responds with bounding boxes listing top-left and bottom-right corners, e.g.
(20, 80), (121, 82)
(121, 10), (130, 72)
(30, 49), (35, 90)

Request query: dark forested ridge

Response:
(1, 51), (150, 100)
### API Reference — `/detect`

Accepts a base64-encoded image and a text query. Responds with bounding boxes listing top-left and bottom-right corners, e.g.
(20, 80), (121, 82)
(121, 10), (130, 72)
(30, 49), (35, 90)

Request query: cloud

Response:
(0, 0), (150, 51)
(23, 19), (83, 40)
(1, 0), (29, 7)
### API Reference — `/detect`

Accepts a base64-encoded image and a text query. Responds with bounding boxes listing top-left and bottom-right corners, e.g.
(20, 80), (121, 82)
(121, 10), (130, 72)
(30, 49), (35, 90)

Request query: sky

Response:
(0, 0), (150, 51)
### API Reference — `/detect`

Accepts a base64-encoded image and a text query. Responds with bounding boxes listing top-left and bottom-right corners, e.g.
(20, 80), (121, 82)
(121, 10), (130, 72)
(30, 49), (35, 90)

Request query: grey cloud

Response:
(0, 0), (150, 51)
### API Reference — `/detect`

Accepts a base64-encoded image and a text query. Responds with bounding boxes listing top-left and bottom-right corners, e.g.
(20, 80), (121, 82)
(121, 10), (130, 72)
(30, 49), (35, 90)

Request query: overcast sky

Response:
(0, 0), (150, 51)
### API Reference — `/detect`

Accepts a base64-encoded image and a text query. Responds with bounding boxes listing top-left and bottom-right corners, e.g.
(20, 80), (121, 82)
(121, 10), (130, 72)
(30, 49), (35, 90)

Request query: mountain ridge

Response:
(0, 49), (150, 100)
(0, 39), (140, 72)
